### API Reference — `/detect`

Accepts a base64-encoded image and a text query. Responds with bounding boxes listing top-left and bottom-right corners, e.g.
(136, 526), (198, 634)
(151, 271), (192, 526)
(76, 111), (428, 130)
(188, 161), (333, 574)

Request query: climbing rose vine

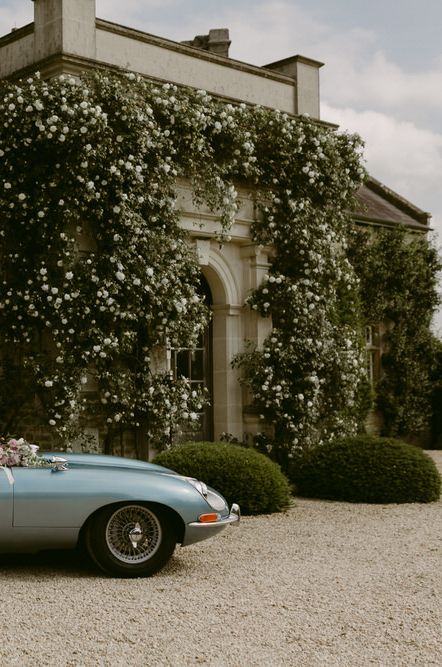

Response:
(0, 69), (366, 455)
(232, 109), (367, 463)
(0, 71), (210, 448)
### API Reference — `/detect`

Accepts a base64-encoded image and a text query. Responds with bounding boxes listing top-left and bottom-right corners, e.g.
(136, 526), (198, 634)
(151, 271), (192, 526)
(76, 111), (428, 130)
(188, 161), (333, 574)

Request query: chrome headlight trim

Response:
(180, 476), (208, 498)
(205, 488), (228, 512)
(178, 476), (227, 511)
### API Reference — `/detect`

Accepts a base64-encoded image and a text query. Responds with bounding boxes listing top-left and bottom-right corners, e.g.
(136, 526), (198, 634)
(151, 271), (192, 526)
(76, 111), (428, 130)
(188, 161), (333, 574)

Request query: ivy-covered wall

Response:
(1, 68), (437, 458)
(347, 226), (441, 443)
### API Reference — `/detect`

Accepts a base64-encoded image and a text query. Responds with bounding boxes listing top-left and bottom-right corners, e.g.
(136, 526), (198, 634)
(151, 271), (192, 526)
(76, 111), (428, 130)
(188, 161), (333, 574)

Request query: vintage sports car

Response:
(0, 446), (240, 577)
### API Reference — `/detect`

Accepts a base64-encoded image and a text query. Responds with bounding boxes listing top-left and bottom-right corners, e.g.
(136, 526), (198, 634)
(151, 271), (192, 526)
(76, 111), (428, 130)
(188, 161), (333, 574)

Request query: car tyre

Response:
(85, 503), (176, 578)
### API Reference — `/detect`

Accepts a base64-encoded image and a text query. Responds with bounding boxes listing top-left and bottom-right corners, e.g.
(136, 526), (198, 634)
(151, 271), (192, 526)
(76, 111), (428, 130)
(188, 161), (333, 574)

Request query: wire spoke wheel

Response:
(105, 505), (162, 563)
(86, 502), (177, 577)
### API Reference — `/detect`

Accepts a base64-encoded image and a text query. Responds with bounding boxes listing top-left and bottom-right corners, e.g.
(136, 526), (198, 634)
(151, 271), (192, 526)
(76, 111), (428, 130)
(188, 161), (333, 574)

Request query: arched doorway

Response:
(171, 275), (214, 441)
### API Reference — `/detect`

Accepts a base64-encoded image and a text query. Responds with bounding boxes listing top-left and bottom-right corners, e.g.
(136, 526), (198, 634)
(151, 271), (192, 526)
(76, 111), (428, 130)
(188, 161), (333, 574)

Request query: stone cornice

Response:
(0, 22), (33, 46)
(95, 19), (295, 87)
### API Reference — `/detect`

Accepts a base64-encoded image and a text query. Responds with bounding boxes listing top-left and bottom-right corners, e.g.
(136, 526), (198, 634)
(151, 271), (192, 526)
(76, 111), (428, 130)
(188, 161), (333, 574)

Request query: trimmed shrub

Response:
(292, 436), (441, 503)
(153, 442), (291, 515)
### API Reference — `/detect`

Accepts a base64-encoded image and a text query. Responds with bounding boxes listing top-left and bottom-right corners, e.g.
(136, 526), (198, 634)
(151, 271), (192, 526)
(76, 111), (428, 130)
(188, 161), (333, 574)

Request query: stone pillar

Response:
(240, 244), (273, 439)
(211, 304), (243, 440)
(265, 55), (323, 119)
(33, 0), (96, 61)
(241, 244), (272, 345)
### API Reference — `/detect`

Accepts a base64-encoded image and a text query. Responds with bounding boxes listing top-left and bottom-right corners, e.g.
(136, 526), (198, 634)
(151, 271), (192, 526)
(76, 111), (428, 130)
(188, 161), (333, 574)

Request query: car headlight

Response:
(205, 488), (228, 512)
(185, 477), (208, 497)
(181, 476), (227, 511)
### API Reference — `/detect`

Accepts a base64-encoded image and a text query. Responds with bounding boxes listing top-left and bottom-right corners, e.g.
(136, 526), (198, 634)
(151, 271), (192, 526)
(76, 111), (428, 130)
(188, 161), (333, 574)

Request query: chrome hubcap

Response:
(105, 505), (162, 564)
(129, 522), (143, 549)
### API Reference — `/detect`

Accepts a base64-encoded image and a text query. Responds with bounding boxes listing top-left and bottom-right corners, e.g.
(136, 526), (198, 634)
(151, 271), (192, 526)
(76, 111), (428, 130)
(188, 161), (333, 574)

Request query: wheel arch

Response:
(78, 500), (186, 548)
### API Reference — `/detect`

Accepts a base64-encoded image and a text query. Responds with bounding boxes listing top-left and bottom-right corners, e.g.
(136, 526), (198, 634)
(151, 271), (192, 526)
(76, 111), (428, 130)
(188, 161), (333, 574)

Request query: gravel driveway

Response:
(1, 452), (441, 667)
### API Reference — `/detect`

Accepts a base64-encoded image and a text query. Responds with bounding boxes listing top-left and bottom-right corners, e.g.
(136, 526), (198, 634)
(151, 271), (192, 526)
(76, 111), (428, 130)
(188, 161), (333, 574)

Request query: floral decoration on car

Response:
(0, 437), (48, 467)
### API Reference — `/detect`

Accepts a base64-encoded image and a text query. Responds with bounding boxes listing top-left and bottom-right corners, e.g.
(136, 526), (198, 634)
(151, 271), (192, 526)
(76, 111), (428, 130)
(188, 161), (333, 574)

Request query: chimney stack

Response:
(265, 55), (323, 119)
(32, 0), (96, 62)
(182, 29), (231, 58)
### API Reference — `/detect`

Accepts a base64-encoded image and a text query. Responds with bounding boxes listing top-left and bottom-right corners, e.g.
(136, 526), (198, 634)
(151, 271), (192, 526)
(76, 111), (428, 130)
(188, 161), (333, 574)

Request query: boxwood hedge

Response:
(292, 435), (441, 503)
(153, 441), (291, 515)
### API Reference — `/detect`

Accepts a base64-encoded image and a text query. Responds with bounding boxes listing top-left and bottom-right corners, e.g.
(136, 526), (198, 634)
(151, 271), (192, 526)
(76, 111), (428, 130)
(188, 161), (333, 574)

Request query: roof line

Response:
(365, 176), (430, 225)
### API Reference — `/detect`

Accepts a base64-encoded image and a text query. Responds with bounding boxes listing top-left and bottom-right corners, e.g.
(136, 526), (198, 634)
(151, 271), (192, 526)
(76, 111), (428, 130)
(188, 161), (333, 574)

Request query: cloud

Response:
(0, 4), (33, 36)
(96, 0), (177, 27)
(321, 103), (442, 209)
(219, 2), (332, 64)
(320, 51), (442, 128)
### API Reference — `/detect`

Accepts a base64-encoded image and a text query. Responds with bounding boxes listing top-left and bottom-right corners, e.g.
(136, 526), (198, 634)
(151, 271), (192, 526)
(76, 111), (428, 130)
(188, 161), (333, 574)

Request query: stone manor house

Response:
(0, 0), (431, 451)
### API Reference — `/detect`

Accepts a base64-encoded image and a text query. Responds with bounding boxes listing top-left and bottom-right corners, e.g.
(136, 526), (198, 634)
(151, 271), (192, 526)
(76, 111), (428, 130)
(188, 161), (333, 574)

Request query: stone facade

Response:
(0, 0), (431, 450)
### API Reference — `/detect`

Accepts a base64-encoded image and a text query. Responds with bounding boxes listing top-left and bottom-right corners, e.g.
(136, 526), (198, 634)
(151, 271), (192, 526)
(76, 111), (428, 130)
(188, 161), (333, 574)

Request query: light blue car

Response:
(0, 453), (240, 577)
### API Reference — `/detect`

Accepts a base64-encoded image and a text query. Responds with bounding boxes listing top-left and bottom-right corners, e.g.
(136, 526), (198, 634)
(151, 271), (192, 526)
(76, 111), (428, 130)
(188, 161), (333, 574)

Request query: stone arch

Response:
(197, 243), (241, 308)
(195, 241), (243, 440)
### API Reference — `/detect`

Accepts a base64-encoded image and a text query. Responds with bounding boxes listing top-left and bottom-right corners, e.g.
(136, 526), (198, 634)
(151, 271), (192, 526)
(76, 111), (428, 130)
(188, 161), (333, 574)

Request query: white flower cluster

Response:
(0, 72), (211, 443)
(233, 107), (367, 453)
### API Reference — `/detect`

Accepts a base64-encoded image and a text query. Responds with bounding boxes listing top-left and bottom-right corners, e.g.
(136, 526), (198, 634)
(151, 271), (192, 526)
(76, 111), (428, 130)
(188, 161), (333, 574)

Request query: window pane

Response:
(190, 349), (204, 380)
(176, 350), (189, 378)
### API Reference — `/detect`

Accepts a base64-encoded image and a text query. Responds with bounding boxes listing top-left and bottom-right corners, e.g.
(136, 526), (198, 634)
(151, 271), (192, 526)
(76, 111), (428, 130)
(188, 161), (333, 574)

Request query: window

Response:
(172, 336), (206, 394)
(365, 324), (381, 387)
(170, 275), (213, 441)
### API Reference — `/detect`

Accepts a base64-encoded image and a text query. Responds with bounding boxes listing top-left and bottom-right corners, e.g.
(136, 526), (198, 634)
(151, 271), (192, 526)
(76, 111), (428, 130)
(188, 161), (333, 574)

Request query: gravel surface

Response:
(1, 452), (442, 667)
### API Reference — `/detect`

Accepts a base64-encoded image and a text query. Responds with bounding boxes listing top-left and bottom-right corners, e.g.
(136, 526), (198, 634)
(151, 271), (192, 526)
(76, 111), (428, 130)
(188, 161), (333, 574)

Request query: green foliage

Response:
(0, 69), (368, 452)
(292, 435), (441, 503)
(0, 71), (212, 446)
(153, 441), (292, 515)
(233, 119), (368, 458)
(347, 227), (441, 437)
(430, 338), (442, 448)
(1, 68), (438, 458)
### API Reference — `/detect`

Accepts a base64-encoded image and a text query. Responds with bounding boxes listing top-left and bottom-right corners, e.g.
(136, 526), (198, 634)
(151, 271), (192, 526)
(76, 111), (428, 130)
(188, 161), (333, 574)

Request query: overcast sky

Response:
(2, 0), (442, 330)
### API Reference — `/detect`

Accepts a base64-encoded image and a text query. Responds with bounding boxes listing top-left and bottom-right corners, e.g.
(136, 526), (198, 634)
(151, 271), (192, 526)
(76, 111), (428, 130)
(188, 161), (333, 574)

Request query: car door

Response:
(0, 466), (14, 546)
(12, 463), (120, 529)
(12, 465), (85, 527)
(10, 465), (89, 551)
